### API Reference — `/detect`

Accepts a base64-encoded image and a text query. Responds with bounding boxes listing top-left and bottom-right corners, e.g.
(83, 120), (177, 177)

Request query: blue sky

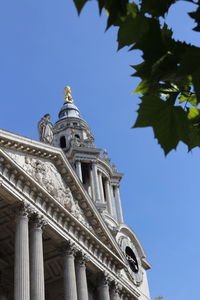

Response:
(0, 0), (199, 299)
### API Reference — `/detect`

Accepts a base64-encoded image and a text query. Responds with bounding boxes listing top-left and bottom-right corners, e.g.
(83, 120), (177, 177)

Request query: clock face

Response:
(125, 246), (139, 273)
(117, 235), (143, 285)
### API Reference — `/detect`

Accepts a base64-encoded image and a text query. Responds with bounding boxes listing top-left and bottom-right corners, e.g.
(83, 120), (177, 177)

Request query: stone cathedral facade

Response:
(0, 87), (151, 300)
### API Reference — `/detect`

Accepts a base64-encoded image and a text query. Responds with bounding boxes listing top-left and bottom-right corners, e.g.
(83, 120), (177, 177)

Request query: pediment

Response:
(5, 149), (93, 231)
(0, 129), (126, 265)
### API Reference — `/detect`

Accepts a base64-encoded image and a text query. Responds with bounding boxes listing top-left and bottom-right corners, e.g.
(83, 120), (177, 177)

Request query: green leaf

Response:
(178, 46), (200, 76)
(134, 95), (189, 155)
(188, 107), (200, 119)
(132, 18), (165, 63)
(133, 80), (149, 94)
(105, 0), (129, 29)
(159, 83), (179, 94)
(98, 0), (105, 14)
(192, 69), (200, 102)
(117, 14), (149, 49)
(188, 6), (200, 31)
(73, 0), (88, 14)
(141, 0), (177, 17)
(188, 120), (200, 150)
(133, 95), (164, 127)
(179, 93), (197, 106)
(151, 51), (178, 82)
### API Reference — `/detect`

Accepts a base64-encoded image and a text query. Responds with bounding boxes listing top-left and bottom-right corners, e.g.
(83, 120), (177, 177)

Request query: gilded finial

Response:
(64, 86), (73, 103)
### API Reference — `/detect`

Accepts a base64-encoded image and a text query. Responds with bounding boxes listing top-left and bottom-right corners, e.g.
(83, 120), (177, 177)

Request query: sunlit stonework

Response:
(0, 86), (151, 300)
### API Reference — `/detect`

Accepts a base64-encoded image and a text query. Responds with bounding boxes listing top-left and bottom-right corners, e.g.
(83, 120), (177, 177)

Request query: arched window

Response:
(60, 136), (66, 148)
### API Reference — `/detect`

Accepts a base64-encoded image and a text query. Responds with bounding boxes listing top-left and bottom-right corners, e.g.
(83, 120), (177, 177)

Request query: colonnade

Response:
(75, 160), (124, 223)
(13, 203), (122, 300)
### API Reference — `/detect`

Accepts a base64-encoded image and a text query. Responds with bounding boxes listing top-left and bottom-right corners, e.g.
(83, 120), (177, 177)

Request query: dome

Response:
(58, 101), (81, 119)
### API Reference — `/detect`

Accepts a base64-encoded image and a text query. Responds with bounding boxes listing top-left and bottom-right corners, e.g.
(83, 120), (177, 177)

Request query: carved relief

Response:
(6, 150), (92, 229)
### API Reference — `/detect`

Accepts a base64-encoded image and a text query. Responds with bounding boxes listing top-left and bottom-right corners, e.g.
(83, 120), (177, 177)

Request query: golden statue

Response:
(64, 86), (73, 103)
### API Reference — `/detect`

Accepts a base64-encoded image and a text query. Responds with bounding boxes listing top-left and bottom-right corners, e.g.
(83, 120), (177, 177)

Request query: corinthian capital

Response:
(97, 272), (111, 287)
(111, 280), (122, 295)
(13, 201), (31, 218)
(75, 251), (89, 266)
(61, 241), (77, 256)
(30, 213), (48, 230)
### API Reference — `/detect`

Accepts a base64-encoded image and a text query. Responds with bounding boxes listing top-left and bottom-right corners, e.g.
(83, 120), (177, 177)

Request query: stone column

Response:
(76, 161), (83, 182)
(14, 203), (30, 300)
(105, 179), (114, 217)
(98, 172), (105, 203)
(97, 274), (110, 300)
(92, 163), (101, 202)
(89, 165), (95, 200)
(110, 282), (121, 300)
(30, 214), (46, 300)
(115, 186), (124, 224)
(122, 294), (130, 300)
(75, 252), (89, 300)
(63, 242), (77, 300)
(110, 184), (117, 219)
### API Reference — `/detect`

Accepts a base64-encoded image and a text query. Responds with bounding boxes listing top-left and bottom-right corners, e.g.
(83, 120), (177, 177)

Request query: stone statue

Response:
(64, 86), (73, 103)
(38, 113), (53, 144)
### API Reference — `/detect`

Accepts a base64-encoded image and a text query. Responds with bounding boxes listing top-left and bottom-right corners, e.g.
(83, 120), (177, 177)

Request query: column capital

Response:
(110, 280), (122, 296)
(75, 251), (89, 266)
(91, 159), (98, 164)
(121, 292), (131, 299)
(61, 241), (77, 256)
(13, 201), (31, 218)
(97, 272), (111, 287)
(30, 213), (48, 230)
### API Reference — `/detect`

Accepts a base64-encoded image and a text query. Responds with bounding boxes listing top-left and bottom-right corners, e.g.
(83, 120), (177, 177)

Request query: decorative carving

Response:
(30, 213), (48, 230)
(6, 150), (92, 229)
(97, 272), (111, 287)
(38, 114), (53, 144)
(61, 241), (77, 256)
(75, 251), (89, 266)
(14, 202), (31, 218)
(110, 280), (121, 296)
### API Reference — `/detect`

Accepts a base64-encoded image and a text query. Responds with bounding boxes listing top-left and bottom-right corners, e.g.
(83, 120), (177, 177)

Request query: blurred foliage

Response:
(73, 0), (200, 155)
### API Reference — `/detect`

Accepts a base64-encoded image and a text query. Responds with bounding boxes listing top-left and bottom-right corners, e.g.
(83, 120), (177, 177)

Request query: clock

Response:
(125, 246), (139, 273)
(118, 235), (143, 286)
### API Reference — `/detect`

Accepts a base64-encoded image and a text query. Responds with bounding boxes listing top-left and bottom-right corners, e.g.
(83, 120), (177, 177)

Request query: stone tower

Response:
(52, 86), (124, 229)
